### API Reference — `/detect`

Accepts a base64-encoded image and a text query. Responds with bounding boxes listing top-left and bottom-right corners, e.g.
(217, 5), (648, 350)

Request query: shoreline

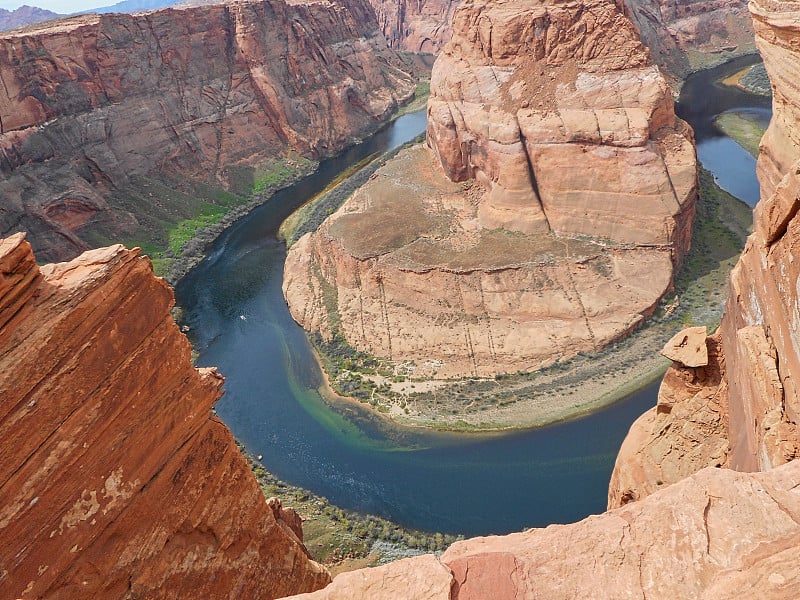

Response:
(163, 87), (429, 288)
(295, 162), (751, 432)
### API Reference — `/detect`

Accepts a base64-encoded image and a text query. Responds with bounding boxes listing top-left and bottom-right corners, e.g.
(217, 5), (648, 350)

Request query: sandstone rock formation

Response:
(284, 0), (696, 378)
(368, 0), (459, 53)
(284, 460), (800, 599)
(609, 0), (800, 504)
(0, 0), (416, 263)
(0, 233), (330, 599)
(366, 0), (755, 80)
(624, 0), (755, 78)
(609, 331), (730, 506)
(660, 324), (708, 366)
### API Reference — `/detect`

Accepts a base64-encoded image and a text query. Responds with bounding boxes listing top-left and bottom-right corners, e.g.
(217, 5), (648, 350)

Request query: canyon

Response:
(1, 0), (799, 598)
(283, 0), (800, 595)
(0, 233), (330, 599)
(0, 0), (416, 263)
(284, 0), (697, 379)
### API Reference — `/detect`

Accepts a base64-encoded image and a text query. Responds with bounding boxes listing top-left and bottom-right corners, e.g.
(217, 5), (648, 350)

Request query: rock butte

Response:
(0, 233), (330, 598)
(282, 0), (800, 595)
(0, 0), (415, 263)
(284, 0), (697, 378)
(367, 0), (755, 78)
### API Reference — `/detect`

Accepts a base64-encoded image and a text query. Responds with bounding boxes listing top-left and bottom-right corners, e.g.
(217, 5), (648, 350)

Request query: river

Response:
(175, 58), (768, 536)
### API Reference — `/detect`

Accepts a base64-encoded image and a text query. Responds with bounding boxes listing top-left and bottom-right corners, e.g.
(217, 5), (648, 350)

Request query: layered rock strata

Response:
(0, 0), (415, 263)
(0, 233), (330, 599)
(285, 460), (800, 599)
(285, 0), (696, 378)
(610, 0), (800, 504)
(367, 0), (755, 79)
(368, 0), (459, 53)
(624, 0), (755, 78)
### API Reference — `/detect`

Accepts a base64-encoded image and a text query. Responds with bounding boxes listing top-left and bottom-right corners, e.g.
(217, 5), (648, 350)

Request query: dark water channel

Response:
(176, 59), (768, 536)
(677, 54), (772, 207)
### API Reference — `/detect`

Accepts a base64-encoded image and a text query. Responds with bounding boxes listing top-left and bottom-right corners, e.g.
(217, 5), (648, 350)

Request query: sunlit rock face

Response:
(0, 233), (330, 599)
(0, 0), (415, 262)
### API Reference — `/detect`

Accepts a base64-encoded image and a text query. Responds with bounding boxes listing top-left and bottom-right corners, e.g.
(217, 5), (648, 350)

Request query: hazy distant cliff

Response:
(368, 0), (755, 78)
(0, 0), (415, 263)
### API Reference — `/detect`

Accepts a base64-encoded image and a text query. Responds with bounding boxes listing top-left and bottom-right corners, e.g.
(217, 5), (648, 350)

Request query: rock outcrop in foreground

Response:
(285, 460), (800, 599)
(285, 0), (696, 378)
(609, 0), (800, 506)
(0, 0), (415, 263)
(0, 233), (329, 599)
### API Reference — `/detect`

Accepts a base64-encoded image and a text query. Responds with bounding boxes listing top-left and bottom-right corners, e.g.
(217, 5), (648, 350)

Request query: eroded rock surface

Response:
(0, 233), (330, 599)
(610, 0), (800, 502)
(0, 0), (415, 263)
(368, 0), (458, 53)
(283, 461), (800, 599)
(285, 0), (696, 378)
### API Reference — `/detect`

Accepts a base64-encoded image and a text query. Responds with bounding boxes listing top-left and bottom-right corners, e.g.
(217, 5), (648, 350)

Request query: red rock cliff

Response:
(0, 0), (415, 263)
(367, 0), (754, 78)
(284, 0), (697, 387)
(0, 233), (330, 599)
(368, 0), (459, 53)
(426, 0), (696, 257)
(609, 0), (800, 506)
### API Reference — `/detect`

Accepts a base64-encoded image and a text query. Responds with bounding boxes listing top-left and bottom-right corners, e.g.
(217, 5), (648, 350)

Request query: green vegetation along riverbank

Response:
(241, 445), (461, 574)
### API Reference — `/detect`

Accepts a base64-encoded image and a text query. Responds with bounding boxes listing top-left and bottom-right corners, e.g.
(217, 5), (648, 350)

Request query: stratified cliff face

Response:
(0, 0), (415, 263)
(284, 460), (800, 599)
(366, 0), (754, 79)
(285, 0), (696, 379)
(610, 0), (800, 505)
(0, 233), (330, 599)
(624, 0), (755, 78)
(368, 0), (458, 53)
(427, 0), (696, 249)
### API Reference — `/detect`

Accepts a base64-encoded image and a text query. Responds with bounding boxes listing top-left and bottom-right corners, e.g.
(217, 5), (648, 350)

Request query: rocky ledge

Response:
(285, 460), (800, 599)
(284, 0), (696, 379)
(609, 0), (800, 506)
(0, 0), (416, 263)
(0, 233), (329, 599)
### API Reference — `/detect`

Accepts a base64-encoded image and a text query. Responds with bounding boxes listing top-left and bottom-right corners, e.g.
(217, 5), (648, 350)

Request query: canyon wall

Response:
(609, 0), (800, 506)
(0, 233), (330, 599)
(284, 0), (696, 379)
(368, 0), (459, 53)
(280, 0), (800, 595)
(624, 0), (755, 78)
(0, 0), (416, 263)
(368, 0), (754, 79)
